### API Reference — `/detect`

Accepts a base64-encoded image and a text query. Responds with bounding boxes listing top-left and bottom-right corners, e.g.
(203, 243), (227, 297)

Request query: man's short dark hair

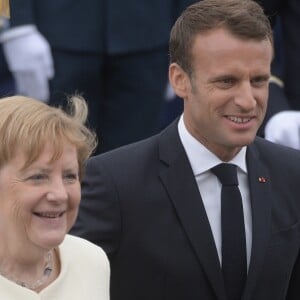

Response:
(169, 0), (273, 76)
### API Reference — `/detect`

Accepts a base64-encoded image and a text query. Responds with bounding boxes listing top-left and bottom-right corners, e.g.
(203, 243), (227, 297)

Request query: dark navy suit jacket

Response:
(72, 119), (300, 300)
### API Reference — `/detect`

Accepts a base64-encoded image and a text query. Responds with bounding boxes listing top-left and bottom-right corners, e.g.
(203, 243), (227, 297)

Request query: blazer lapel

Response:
(158, 121), (227, 300)
(242, 141), (272, 299)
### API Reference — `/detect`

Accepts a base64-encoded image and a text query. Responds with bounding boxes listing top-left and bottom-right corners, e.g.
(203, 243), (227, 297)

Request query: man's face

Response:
(169, 28), (273, 161)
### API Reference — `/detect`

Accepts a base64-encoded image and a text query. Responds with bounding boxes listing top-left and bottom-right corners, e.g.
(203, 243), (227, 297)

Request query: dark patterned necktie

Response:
(211, 163), (247, 300)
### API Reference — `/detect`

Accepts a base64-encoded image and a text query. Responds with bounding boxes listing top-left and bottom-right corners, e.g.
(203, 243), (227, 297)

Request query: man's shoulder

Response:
(90, 119), (180, 166)
(85, 135), (160, 181)
(93, 134), (159, 163)
(252, 136), (300, 167)
(254, 136), (300, 155)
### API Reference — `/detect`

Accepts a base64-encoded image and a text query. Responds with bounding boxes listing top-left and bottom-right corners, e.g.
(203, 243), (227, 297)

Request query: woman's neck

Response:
(0, 248), (56, 291)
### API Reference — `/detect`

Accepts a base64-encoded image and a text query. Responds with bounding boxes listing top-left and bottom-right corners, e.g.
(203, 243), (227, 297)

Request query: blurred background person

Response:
(0, 0), (14, 97)
(0, 0), (9, 17)
(258, 0), (300, 149)
(0, 95), (109, 298)
(0, 46), (14, 96)
(264, 110), (300, 148)
(1, 0), (195, 154)
(256, 0), (300, 140)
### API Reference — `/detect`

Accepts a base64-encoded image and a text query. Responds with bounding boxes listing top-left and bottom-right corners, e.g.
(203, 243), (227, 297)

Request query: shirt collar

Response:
(178, 115), (247, 176)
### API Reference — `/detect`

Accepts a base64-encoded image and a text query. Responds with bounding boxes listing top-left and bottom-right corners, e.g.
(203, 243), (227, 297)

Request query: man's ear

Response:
(168, 63), (190, 99)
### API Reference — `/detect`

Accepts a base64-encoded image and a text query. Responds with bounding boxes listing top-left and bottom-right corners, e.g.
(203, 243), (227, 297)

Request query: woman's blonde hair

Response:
(0, 95), (97, 179)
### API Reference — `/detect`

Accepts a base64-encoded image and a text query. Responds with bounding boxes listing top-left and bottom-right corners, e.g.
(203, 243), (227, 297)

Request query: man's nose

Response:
(234, 82), (256, 111)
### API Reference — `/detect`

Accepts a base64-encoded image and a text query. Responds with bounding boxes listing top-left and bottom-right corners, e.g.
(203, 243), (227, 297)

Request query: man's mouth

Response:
(226, 116), (252, 124)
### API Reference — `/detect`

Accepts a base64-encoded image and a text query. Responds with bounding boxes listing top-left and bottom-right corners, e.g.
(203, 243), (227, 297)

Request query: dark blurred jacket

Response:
(9, 0), (194, 54)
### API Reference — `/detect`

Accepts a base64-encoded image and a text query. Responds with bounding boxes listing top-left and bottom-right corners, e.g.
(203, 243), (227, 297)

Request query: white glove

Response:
(165, 82), (176, 101)
(0, 25), (54, 102)
(264, 111), (300, 149)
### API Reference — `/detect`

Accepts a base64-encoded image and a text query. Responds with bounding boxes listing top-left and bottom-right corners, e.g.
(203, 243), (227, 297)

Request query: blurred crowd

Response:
(1, 0), (300, 151)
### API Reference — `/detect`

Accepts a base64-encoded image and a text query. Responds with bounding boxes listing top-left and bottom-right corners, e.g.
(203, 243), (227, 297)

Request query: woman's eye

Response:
(64, 173), (78, 182)
(27, 173), (48, 182)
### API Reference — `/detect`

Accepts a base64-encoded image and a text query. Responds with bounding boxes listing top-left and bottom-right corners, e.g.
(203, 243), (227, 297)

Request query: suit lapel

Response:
(158, 121), (227, 300)
(242, 141), (272, 299)
(157, 123), (273, 299)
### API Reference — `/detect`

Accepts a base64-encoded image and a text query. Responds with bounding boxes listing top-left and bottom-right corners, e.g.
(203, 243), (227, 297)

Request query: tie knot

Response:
(211, 163), (238, 186)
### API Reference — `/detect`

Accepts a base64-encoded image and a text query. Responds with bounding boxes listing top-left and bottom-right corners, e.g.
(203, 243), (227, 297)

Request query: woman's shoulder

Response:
(60, 234), (109, 268)
(46, 237), (110, 299)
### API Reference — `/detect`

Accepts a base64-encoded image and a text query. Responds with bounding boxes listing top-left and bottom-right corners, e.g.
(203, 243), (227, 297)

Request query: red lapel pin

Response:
(258, 177), (267, 183)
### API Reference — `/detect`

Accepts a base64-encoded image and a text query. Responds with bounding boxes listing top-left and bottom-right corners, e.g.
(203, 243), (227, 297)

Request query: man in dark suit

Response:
(1, 0), (195, 153)
(71, 1), (300, 299)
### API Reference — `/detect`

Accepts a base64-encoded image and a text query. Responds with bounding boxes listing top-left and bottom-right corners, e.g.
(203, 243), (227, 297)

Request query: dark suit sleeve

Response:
(9, 0), (35, 26)
(70, 157), (121, 258)
(286, 251), (300, 299)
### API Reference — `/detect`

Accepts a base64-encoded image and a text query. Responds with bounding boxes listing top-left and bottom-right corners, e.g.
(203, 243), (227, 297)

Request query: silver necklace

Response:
(0, 251), (53, 290)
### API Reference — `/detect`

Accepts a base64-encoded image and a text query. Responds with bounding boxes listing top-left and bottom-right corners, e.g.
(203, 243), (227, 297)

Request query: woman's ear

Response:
(168, 63), (190, 99)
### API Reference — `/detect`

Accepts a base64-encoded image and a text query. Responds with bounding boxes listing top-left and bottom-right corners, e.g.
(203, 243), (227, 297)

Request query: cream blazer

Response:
(0, 235), (110, 299)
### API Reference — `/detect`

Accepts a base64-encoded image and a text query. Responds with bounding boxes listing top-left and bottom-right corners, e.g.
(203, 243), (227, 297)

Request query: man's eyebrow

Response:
(209, 74), (237, 82)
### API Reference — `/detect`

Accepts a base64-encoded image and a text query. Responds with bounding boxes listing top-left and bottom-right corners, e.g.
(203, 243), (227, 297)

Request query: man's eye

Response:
(222, 78), (234, 84)
(251, 77), (269, 87)
(215, 78), (235, 88)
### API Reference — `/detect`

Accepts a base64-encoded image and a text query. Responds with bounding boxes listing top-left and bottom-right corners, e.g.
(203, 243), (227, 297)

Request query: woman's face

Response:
(0, 141), (80, 253)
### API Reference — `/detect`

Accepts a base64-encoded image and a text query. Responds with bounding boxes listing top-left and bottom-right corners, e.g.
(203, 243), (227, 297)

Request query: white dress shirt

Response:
(178, 115), (252, 268)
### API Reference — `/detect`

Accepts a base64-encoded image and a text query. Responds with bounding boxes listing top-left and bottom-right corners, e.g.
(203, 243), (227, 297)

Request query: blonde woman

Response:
(0, 95), (109, 299)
